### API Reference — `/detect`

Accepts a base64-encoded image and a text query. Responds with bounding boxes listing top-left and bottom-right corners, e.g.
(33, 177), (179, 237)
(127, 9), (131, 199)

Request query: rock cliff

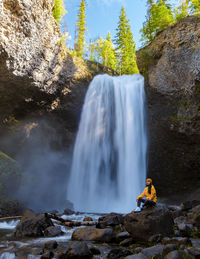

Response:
(137, 16), (200, 200)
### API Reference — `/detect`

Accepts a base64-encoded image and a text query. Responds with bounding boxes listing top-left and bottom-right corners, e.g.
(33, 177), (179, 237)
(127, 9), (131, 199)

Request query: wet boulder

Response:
(164, 250), (191, 259)
(66, 242), (93, 259)
(72, 227), (115, 243)
(44, 240), (58, 250)
(124, 205), (174, 242)
(15, 210), (53, 237)
(97, 213), (124, 228)
(44, 226), (63, 237)
(142, 245), (164, 258)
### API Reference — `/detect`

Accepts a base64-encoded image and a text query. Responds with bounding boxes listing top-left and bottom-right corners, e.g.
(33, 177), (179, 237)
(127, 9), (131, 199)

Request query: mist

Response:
(0, 117), (74, 212)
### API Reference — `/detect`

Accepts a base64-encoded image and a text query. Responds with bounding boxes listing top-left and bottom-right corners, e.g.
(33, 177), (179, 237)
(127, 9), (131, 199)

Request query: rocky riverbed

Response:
(0, 201), (200, 258)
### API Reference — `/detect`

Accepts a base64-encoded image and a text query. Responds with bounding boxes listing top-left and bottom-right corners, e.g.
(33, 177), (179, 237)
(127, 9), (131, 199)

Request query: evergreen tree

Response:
(88, 41), (96, 62)
(189, 0), (200, 15)
(141, 0), (174, 45)
(174, 0), (190, 22)
(53, 0), (66, 23)
(75, 0), (87, 58)
(95, 32), (117, 70)
(115, 6), (139, 75)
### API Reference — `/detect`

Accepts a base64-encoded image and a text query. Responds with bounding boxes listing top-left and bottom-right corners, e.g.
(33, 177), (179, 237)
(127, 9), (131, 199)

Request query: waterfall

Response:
(67, 74), (147, 213)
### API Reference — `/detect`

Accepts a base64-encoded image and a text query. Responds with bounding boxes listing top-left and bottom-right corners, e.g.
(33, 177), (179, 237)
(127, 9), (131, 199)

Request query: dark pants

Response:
(137, 198), (156, 208)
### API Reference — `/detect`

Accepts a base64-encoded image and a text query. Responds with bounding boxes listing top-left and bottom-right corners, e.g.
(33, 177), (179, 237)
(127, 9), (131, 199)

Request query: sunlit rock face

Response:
(0, 0), (81, 124)
(137, 17), (200, 200)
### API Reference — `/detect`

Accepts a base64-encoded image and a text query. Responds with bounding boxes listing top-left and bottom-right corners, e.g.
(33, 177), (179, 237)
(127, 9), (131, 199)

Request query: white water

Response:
(67, 74), (147, 213)
(0, 220), (20, 230)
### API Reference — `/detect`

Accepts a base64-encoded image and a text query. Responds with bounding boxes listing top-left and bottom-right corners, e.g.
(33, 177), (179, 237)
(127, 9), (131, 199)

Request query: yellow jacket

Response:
(137, 185), (157, 202)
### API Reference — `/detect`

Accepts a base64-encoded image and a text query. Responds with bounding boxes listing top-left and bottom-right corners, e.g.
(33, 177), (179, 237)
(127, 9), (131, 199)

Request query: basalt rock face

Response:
(137, 17), (200, 200)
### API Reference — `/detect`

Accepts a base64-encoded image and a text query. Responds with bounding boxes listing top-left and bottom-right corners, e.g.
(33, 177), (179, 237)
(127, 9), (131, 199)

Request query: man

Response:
(134, 178), (157, 212)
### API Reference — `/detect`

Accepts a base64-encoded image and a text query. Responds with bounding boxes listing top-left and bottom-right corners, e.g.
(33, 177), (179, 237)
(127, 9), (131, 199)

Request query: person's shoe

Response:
(134, 207), (141, 212)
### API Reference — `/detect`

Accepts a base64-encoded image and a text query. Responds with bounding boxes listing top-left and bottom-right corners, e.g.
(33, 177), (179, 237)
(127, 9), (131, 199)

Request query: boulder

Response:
(124, 205), (174, 242)
(164, 250), (191, 259)
(15, 210), (53, 237)
(44, 240), (58, 250)
(97, 213), (124, 228)
(72, 227), (114, 243)
(124, 254), (147, 259)
(162, 237), (191, 246)
(44, 226), (63, 237)
(163, 244), (178, 257)
(142, 245), (164, 258)
(107, 248), (132, 259)
(116, 231), (131, 243)
(120, 238), (134, 247)
(66, 242), (93, 259)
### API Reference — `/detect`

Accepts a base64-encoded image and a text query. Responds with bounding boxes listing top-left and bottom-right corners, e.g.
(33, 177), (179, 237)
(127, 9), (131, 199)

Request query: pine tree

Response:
(115, 6), (139, 75)
(75, 0), (87, 58)
(95, 32), (117, 70)
(141, 0), (174, 45)
(53, 0), (66, 23)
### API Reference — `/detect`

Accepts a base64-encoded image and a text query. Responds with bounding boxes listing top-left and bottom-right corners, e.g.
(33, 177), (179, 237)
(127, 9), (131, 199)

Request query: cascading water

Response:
(67, 74), (147, 213)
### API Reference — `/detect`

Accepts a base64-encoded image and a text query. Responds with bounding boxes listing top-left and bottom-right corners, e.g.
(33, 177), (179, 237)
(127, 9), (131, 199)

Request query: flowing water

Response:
(67, 74), (147, 213)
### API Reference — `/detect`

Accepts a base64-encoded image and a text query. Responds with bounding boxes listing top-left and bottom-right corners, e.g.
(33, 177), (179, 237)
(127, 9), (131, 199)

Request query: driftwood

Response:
(0, 216), (22, 222)
(46, 213), (97, 227)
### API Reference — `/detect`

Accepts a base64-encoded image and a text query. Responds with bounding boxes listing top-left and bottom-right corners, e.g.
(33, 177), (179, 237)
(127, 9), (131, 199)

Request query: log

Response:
(45, 213), (97, 228)
(0, 216), (22, 222)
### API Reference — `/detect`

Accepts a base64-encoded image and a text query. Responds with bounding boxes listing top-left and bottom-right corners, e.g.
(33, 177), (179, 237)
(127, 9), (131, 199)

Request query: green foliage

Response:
(141, 0), (174, 45)
(94, 32), (117, 70)
(189, 0), (200, 15)
(53, 0), (66, 23)
(75, 0), (87, 58)
(115, 6), (139, 75)
(174, 1), (190, 22)
(140, 48), (159, 75)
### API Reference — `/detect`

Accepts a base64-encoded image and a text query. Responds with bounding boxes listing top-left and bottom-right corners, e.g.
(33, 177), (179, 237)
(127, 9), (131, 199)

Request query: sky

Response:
(63, 0), (180, 51)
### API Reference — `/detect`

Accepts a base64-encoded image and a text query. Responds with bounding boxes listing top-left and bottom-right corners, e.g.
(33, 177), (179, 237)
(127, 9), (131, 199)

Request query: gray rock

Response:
(97, 213), (124, 228)
(142, 245), (164, 258)
(66, 242), (93, 259)
(163, 244), (178, 257)
(44, 226), (63, 237)
(124, 253), (148, 259)
(124, 205), (174, 242)
(72, 227), (114, 243)
(116, 231), (130, 242)
(164, 250), (191, 259)
(15, 210), (53, 237)
(162, 237), (191, 246)
(44, 240), (58, 250)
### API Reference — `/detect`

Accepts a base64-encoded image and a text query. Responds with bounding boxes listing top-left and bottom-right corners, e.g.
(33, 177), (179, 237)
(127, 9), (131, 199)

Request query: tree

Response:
(141, 0), (174, 45)
(115, 6), (139, 75)
(174, 0), (190, 22)
(189, 0), (200, 15)
(75, 0), (87, 58)
(53, 0), (66, 23)
(95, 32), (117, 70)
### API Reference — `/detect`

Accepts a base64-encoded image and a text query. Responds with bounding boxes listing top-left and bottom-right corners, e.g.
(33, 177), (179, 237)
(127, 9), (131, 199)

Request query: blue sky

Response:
(63, 0), (180, 51)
